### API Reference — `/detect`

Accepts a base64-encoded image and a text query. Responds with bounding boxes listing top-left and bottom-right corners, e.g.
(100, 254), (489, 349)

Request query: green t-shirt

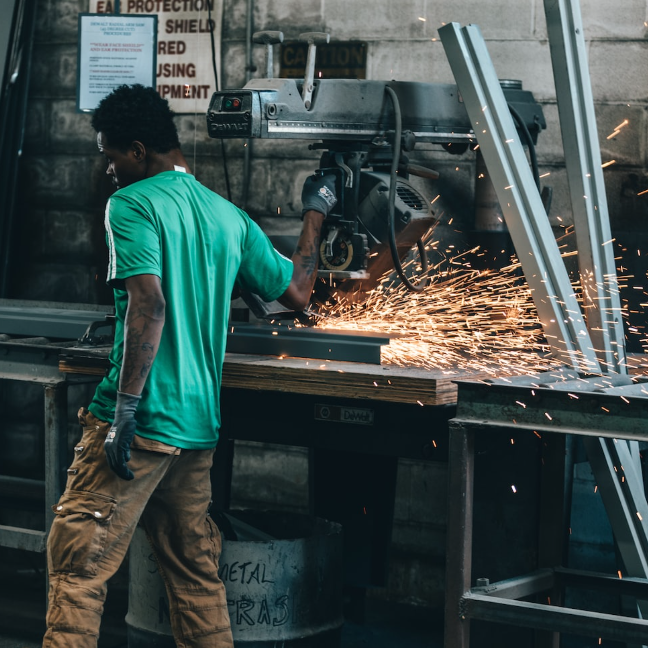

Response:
(90, 171), (293, 449)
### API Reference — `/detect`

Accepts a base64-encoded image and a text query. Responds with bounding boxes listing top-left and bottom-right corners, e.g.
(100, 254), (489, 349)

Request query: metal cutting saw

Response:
(206, 30), (545, 316)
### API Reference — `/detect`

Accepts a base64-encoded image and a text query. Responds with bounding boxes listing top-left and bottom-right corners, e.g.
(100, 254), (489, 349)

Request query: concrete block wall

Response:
(8, 0), (648, 609)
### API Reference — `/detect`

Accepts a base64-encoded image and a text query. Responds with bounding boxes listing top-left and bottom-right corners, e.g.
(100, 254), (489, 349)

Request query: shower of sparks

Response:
(307, 228), (648, 376)
(314, 238), (559, 377)
(606, 119), (629, 140)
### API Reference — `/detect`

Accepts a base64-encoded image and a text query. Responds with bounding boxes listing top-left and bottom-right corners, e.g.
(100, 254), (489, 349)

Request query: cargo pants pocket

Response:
(48, 490), (116, 577)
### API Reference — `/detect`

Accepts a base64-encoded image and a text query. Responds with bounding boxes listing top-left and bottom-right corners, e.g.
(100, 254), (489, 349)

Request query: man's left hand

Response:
(104, 391), (141, 480)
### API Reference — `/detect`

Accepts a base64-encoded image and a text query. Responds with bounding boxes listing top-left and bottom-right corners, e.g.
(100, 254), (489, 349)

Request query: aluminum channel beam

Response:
(439, 23), (600, 373)
(544, 0), (626, 374)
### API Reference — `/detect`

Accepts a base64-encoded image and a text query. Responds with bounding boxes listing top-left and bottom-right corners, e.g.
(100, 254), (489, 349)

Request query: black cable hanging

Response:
(508, 103), (541, 191)
(384, 85), (430, 293)
(207, 0), (232, 203)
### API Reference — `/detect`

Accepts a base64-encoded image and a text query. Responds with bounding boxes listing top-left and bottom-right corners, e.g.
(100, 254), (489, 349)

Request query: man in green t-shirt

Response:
(43, 85), (337, 648)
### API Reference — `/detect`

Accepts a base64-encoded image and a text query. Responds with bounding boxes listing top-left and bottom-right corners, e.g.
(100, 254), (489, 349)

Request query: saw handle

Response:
(253, 30), (284, 78)
(300, 32), (330, 109)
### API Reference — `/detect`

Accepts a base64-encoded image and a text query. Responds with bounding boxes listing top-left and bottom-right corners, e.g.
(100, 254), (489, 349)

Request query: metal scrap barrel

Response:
(126, 510), (344, 647)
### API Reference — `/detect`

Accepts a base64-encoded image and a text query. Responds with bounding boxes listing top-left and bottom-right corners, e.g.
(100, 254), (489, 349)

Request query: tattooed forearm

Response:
(120, 276), (166, 395)
(278, 211), (325, 311)
(295, 236), (320, 275)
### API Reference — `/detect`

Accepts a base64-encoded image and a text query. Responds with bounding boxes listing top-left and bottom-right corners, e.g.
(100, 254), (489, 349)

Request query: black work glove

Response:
(301, 174), (337, 218)
(104, 391), (141, 481)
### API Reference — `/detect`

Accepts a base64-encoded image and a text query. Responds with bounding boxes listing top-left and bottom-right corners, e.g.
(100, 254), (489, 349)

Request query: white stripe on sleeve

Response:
(104, 199), (117, 282)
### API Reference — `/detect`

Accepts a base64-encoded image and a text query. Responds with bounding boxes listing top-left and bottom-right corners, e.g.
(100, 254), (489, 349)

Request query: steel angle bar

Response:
(600, 438), (648, 562)
(439, 23), (599, 374)
(544, 0), (626, 374)
(583, 437), (648, 616)
(226, 323), (392, 364)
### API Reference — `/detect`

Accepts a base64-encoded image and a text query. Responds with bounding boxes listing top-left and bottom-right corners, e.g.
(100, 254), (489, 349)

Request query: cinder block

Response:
(596, 103), (645, 167)
(483, 40), (556, 102)
(393, 459), (447, 527)
(254, 0), (324, 37)
(589, 41), (648, 103)
(221, 41), (248, 90)
(176, 114), (214, 156)
(20, 155), (100, 208)
(377, 550), (445, 607)
(263, 157), (318, 217)
(221, 0), (248, 41)
(425, 0), (536, 41)
(23, 99), (50, 154)
(30, 43), (78, 97)
(27, 209), (97, 259)
(34, 0), (51, 43)
(325, 0), (427, 41)
(51, 0), (86, 41)
(192, 154), (248, 205)
(16, 263), (96, 303)
(367, 39), (452, 83)
(51, 101), (96, 153)
(535, 0), (648, 41)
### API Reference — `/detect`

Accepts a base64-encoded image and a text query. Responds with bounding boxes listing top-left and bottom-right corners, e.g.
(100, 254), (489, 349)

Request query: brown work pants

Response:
(43, 408), (233, 648)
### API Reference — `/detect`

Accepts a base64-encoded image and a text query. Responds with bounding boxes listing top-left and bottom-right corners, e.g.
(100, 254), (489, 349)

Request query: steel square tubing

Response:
(461, 594), (648, 644)
(453, 380), (648, 441)
(438, 22), (600, 373)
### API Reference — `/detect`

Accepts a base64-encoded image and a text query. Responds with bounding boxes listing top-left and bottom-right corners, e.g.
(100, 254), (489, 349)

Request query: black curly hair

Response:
(91, 84), (180, 153)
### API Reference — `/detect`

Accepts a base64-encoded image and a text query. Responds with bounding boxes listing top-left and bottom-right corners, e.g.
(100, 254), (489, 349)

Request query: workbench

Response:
(6, 331), (648, 646)
(60, 347), (479, 600)
(444, 375), (648, 648)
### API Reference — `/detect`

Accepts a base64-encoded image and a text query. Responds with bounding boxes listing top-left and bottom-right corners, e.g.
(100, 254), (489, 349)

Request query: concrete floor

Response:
(0, 551), (443, 648)
(0, 602), (442, 648)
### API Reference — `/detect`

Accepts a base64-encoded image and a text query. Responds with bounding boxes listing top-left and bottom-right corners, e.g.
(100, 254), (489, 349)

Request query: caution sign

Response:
(89, 0), (222, 114)
(280, 41), (367, 80)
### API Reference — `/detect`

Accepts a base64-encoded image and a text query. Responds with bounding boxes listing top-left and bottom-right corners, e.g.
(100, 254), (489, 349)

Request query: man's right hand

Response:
(301, 174), (337, 217)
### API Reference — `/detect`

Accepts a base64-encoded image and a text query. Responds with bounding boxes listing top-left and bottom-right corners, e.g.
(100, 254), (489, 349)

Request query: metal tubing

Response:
(0, 525), (46, 552)
(444, 421), (474, 648)
(543, 0), (626, 374)
(554, 567), (648, 599)
(439, 22), (600, 373)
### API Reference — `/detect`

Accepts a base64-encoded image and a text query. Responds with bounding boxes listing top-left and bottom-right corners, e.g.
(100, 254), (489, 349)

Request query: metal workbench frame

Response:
(444, 379), (648, 647)
(0, 339), (100, 554)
